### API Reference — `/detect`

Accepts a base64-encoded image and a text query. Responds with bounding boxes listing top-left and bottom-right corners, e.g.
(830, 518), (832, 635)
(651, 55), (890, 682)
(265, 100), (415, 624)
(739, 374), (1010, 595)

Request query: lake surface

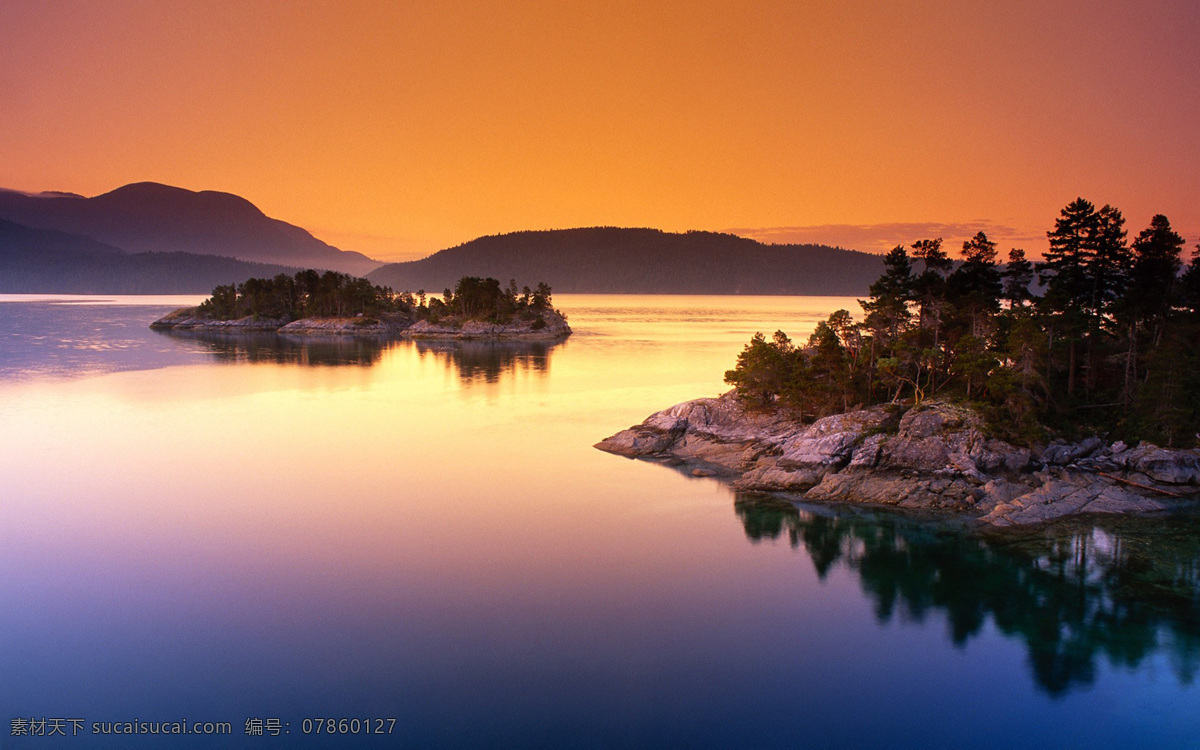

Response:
(1, 294), (1197, 749)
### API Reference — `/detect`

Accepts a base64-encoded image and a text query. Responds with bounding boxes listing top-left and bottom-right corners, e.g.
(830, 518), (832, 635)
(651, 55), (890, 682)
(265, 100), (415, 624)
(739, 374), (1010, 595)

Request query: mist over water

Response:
(1, 294), (1197, 748)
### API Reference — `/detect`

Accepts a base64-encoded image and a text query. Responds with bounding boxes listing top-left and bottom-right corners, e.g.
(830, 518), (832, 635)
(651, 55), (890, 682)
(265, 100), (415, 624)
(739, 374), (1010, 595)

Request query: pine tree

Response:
(1117, 215), (1185, 406)
(949, 231), (1003, 338)
(1081, 204), (1130, 395)
(1123, 215), (1184, 338)
(724, 331), (797, 408)
(1039, 199), (1095, 397)
(860, 245), (914, 347)
(910, 237), (951, 346)
(1002, 248), (1035, 308)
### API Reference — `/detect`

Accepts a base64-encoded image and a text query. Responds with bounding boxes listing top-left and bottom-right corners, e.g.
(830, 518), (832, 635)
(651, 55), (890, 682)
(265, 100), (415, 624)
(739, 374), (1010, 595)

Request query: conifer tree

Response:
(1123, 215), (1184, 339)
(948, 231), (1002, 338)
(1039, 198), (1095, 397)
(860, 245), (913, 347)
(910, 238), (952, 345)
(1002, 248), (1035, 308)
(1081, 204), (1130, 395)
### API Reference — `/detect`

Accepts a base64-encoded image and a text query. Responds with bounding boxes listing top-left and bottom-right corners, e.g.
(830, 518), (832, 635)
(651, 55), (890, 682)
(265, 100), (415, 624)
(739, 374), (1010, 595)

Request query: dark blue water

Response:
(0, 296), (1197, 749)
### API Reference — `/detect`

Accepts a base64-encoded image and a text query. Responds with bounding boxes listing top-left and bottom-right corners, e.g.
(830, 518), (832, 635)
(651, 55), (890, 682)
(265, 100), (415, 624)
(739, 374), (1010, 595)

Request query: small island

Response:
(598, 200), (1200, 527)
(151, 270), (571, 340)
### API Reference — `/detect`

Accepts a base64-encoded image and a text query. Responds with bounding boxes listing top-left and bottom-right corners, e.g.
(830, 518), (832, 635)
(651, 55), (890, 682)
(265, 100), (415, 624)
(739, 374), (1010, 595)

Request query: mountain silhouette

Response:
(0, 182), (379, 276)
(0, 217), (296, 294)
(367, 228), (883, 295)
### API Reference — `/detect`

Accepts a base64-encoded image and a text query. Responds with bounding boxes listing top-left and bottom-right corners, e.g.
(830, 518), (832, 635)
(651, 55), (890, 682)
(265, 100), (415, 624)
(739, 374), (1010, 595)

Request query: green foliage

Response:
(196, 270), (404, 321)
(860, 245), (913, 349)
(193, 272), (559, 330)
(723, 201), (1200, 445)
(724, 331), (797, 409)
(1002, 248), (1035, 307)
(948, 232), (1002, 338)
(412, 276), (556, 324)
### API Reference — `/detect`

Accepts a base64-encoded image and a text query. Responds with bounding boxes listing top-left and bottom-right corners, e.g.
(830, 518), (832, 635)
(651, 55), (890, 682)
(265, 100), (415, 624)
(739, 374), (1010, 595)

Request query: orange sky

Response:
(2, 0), (1197, 261)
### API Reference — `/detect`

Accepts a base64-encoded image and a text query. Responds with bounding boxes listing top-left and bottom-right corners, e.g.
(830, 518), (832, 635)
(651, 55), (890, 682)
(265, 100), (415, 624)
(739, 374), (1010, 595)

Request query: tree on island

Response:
(197, 270), (404, 321)
(725, 200), (1200, 446)
(194, 271), (558, 328)
(413, 276), (557, 325)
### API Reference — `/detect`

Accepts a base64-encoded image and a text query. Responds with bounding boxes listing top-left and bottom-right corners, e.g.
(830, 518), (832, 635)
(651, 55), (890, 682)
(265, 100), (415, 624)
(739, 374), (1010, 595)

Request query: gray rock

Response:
(896, 401), (978, 438)
(404, 310), (571, 340)
(596, 393), (1194, 527)
(1042, 436), (1104, 465)
(973, 439), (1032, 473)
(277, 311), (413, 335)
(1122, 443), (1200, 485)
(594, 391), (796, 464)
(149, 308), (285, 331)
(981, 474), (1171, 527)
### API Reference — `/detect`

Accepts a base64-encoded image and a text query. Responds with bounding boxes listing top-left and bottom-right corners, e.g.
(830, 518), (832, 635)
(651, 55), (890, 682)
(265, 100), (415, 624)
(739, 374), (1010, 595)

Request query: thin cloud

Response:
(725, 222), (1047, 257)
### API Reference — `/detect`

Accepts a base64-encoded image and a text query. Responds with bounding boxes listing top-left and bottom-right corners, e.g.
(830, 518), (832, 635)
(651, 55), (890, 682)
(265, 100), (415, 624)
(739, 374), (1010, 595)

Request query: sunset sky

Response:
(2, 0), (1197, 261)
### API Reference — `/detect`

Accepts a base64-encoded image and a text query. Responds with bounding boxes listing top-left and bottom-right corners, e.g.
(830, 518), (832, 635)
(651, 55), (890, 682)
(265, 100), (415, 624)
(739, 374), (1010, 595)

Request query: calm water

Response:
(0, 294), (1197, 749)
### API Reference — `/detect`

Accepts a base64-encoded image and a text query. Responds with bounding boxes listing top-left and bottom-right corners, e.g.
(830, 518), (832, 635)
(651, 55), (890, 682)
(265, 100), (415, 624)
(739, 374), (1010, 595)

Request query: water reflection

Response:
(734, 495), (1200, 697)
(156, 329), (562, 383)
(0, 302), (201, 380)
(161, 330), (393, 367)
(413, 339), (557, 383)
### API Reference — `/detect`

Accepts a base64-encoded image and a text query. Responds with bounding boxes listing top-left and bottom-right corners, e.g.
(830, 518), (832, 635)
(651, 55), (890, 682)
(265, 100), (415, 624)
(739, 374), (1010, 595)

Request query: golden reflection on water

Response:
(0, 295), (850, 607)
(2, 294), (1200, 743)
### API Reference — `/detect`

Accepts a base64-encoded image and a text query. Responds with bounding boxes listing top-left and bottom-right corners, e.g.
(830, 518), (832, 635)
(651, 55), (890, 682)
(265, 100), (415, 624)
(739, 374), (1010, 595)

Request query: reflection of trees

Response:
(156, 333), (565, 380)
(413, 340), (557, 384)
(734, 495), (1200, 697)
(157, 331), (391, 366)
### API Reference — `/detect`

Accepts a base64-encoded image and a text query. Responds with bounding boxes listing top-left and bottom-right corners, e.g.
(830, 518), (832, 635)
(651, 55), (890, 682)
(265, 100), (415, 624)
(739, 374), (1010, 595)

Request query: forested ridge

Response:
(725, 199), (1200, 446)
(368, 227), (883, 295)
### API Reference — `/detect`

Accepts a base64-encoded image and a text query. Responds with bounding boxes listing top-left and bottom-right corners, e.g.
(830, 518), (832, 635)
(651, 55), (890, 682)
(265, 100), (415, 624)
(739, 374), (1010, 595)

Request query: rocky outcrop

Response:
(149, 308), (285, 331)
(151, 306), (570, 340)
(596, 392), (1198, 527)
(979, 470), (1170, 526)
(404, 310), (571, 340)
(276, 312), (413, 335)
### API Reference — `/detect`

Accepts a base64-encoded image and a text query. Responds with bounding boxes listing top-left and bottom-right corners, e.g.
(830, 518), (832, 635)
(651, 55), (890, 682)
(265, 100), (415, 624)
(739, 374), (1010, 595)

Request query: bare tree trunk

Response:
(1122, 323), (1137, 411)
(1067, 339), (1077, 398)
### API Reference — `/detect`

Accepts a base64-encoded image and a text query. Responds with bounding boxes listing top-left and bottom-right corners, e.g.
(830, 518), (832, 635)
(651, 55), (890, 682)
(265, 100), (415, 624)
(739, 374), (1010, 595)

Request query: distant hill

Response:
(368, 228), (883, 295)
(0, 218), (295, 294)
(0, 182), (379, 276)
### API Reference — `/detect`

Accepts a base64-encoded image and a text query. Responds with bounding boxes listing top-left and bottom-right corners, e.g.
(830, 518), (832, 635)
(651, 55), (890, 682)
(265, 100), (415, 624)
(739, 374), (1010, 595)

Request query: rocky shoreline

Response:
(595, 392), (1200, 527)
(404, 312), (572, 340)
(150, 307), (571, 340)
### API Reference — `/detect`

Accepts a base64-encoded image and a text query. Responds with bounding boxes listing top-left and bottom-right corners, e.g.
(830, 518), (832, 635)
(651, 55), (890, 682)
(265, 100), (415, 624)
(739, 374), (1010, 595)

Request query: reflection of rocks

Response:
(734, 495), (1200, 696)
(160, 330), (391, 366)
(597, 393), (1199, 526)
(413, 339), (559, 383)
(151, 306), (570, 340)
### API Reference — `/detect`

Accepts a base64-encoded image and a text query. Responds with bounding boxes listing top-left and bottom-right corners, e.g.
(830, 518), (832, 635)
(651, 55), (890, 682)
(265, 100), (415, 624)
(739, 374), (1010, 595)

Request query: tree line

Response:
(399, 277), (555, 324)
(196, 270), (556, 326)
(725, 199), (1200, 446)
(197, 270), (406, 320)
